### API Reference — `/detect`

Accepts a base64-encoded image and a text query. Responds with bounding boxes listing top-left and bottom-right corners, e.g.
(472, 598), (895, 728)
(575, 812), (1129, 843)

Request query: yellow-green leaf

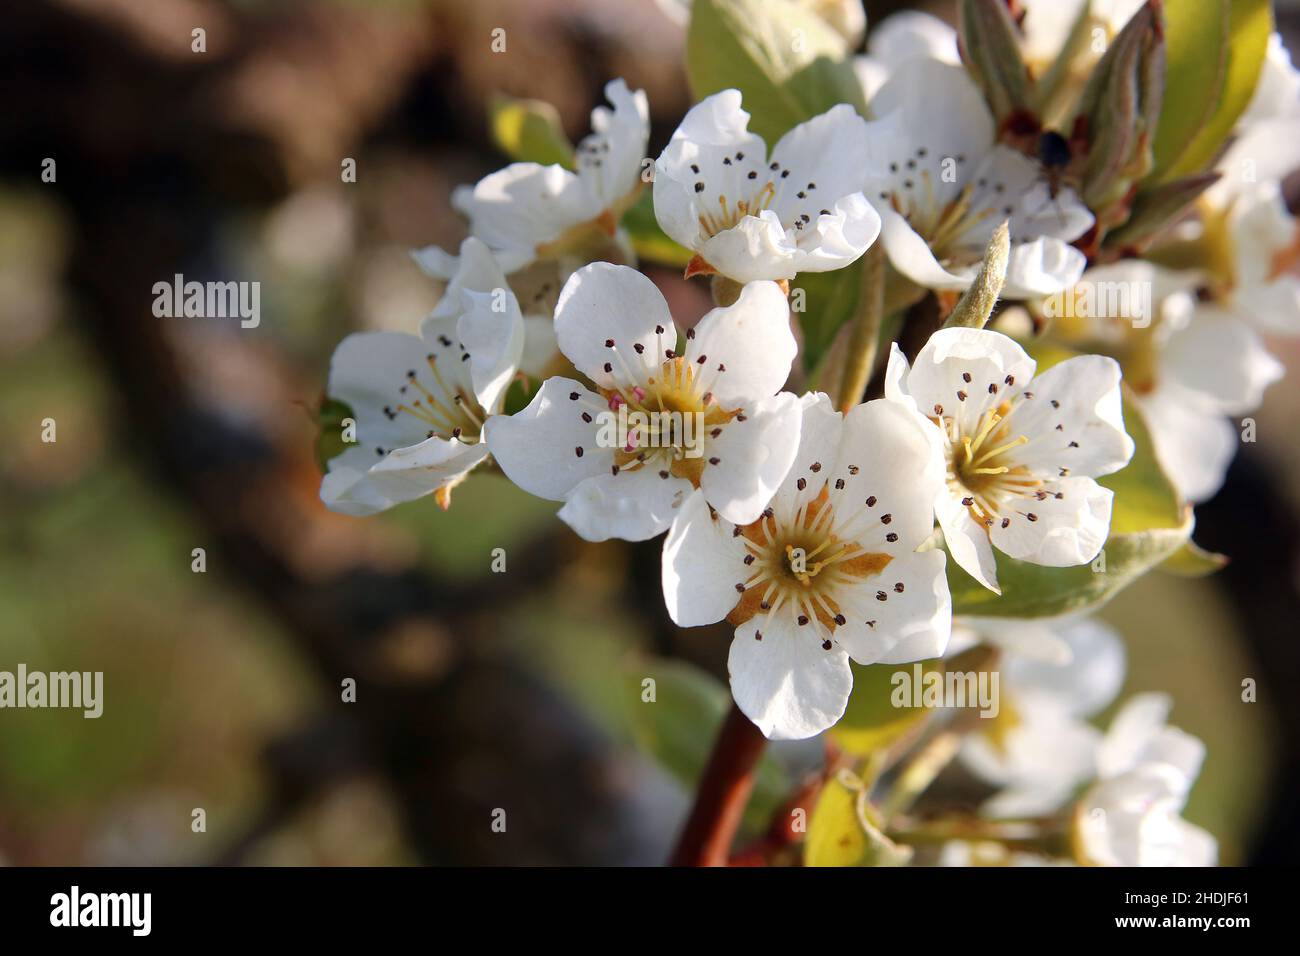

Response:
(687, 0), (864, 145)
(1162, 0), (1273, 180)
(488, 95), (575, 169)
(831, 660), (942, 757)
(805, 774), (912, 866)
(1161, 538), (1229, 577)
(1150, 0), (1230, 180)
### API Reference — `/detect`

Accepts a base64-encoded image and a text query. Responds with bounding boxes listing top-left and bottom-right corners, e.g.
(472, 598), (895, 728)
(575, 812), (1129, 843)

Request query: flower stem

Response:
(669, 702), (768, 866)
(837, 243), (885, 413)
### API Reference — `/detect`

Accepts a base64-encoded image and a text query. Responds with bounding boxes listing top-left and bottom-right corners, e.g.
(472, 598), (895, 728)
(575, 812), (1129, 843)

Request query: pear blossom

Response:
(320, 239), (524, 516)
(863, 59), (1094, 298)
(411, 250), (564, 379)
(1074, 694), (1216, 866)
(662, 394), (952, 740)
(886, 327), (1135, 594)
(485, 263), (802, 542)
(652, 91), (882, 283)
(446, 79), (649, 275)
(1051, 261), (1283, 502)
(958, 616), (1125, 818)
(854, 10), (960, 101)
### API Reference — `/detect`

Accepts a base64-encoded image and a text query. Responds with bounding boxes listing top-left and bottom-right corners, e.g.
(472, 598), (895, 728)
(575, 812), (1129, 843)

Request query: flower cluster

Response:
(315, 0), (1299, 867)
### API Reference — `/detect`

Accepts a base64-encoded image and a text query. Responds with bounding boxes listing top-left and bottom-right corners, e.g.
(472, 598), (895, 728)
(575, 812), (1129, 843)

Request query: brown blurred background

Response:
(0, 0), (1297, 866)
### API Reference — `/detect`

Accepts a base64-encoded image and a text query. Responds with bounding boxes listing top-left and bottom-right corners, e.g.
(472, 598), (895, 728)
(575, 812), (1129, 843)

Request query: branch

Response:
(669, 702), (768, 866)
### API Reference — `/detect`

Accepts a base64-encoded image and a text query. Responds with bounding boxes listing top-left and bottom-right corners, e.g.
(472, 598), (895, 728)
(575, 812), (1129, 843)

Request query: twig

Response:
(669, 702), (768, 866)
(837, 243), (885, 412)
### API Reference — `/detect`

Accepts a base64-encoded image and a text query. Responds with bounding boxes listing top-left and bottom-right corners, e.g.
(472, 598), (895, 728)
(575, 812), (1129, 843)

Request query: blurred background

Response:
(1, 0), (1298, 866)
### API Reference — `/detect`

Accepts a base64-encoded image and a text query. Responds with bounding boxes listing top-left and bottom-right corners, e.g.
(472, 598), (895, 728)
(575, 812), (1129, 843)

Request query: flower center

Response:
(382, 353), (485, 445)
(729, 490), (893, 638)
(599, 356), (734, 484)
(940, 403), (1040, 526)
(697, 182), (777, 237)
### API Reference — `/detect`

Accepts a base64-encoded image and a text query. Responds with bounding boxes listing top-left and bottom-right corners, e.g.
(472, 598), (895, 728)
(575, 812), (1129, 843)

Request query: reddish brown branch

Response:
(669, 703), (768, 867)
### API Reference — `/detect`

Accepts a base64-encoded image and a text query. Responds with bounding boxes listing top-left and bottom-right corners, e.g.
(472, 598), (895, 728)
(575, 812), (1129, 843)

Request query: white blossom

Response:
(662, 394), (951, 740)
(886, 328), (1134, 593)
(485, 263), (802, 541)
(320, 238), (523, 516)
(653, 91), (882, 283)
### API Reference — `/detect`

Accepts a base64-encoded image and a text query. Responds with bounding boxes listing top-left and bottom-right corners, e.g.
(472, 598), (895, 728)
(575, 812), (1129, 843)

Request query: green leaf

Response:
(314, 397), (353, 472)
(1161, 0), (1273, 181)
(621, 658), (789, 834)
(1161, 538), (1229, 577)
(622, 189), (692, 268)
(686, 0), (864, 146)
(793, 260), (863, 373)
(830, 660), (941, 757)
(488, 94), (575, 168)
(805, 774), (912, 866)
(1149, 0), (1230, 181)
(950, 518), (1191, 618)
(950, 389), (1191, 617)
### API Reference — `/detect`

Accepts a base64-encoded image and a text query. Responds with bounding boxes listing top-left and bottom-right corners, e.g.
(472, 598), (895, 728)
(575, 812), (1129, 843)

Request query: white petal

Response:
(519, 315), (559, 378)
(1098, 692), (1206, 786)
(320, 458), (399, 517)
(1003, 616), (1126, 718)
(653, 89), (768, 251)
(1011, 354), (1135, 478)
(906, 327), (1037, 433)
(989, 476), (1113, 568)
(830, 398), (946, 550)
(878, 206), (971, 291)
(576, 78), (650, 211)
(442, 238), (525, 411)
(866, 59), (993, 182)
(697, 211), (801, 283)
(784, 192), (882, 276)
(1235, 274), (1300, 336)
(327, 330), (461, 453)
(1136, 387), (1238, 503)
(957, 146), (1093, 248)
(727, 610), (854, 740)
(866, 10), (960, 69)
(1160, 308), (1284, 414)
(769, 105), (876, 221)
(1209, 118), (1300, 207)
(937, 490), (1002, 593)
(699, 392), (803, 525)
(553, 262), (675, 389)
(963, 708), (1102, 817)
(834, 549), (952, 666)
(409, 244), (459, 280)
(1002, 237), (1088, 298)
(768, 393), (843, 524)
(685, 280), (795, 405)
(662, 489), (749, 626)
(458, 162), (598, 264)
(482, 376), (611, 501)
(368, 437), (490, 502)
(558, 465), (691, 542)
(1228, 181), (1296, 291)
